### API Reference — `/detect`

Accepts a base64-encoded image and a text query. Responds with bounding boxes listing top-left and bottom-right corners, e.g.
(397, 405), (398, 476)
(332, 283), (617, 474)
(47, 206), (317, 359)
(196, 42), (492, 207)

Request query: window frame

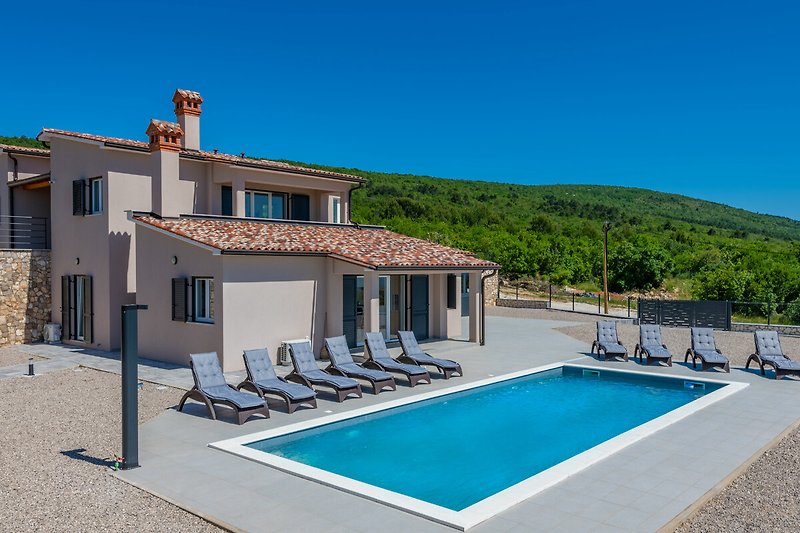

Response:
(192, 277), (214, 324)
(244, 189), (287, 219)
(331, 197), (341, 223)
(87, 177), (103, 215)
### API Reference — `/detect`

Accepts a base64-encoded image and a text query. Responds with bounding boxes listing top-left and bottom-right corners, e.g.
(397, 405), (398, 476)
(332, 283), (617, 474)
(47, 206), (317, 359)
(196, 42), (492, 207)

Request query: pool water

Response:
(248, 367), (724, 511)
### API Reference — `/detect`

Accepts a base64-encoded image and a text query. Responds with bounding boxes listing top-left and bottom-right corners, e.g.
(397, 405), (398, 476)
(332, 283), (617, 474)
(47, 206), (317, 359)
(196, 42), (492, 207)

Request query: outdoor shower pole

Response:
(121, 304), (148, 470)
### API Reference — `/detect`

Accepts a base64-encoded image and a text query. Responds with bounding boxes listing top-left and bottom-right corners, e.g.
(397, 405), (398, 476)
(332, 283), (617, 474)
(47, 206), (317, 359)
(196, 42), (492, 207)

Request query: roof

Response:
(0, 143), (51, 156)
(133, 215), (499, 271)
(38, 128), (365, 182)
(173, 89), (203, 103)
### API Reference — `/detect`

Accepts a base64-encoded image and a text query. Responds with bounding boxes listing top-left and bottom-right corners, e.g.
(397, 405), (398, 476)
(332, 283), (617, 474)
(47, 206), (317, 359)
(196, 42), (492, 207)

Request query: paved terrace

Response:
(16, 315), (800, 532)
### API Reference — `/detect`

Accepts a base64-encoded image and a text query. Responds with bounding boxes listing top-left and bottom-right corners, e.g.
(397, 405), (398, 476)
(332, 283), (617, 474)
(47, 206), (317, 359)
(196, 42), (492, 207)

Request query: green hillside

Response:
(3, 134), (799, 305)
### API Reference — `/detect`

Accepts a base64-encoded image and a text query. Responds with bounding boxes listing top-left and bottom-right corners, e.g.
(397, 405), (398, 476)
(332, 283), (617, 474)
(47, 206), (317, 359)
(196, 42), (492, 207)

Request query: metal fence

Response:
(638, 299), (732, 329)
(0, 216), (49, 249)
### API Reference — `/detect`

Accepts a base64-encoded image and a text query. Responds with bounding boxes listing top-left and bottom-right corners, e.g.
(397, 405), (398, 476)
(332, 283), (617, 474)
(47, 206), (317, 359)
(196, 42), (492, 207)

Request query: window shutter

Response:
(447, 274), (457, 309)
(172, 278), (188, 322)
(83, 276), (93, 343)
(61, 275), (71, 340)
(72, 179), (86, 216)
(290, 194), (310, 221)
(221, 186), (233, 216)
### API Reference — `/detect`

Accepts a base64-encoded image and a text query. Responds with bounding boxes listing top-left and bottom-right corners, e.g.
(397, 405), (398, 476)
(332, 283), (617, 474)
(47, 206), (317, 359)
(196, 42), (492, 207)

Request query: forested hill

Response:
(3, 134), (799, 302)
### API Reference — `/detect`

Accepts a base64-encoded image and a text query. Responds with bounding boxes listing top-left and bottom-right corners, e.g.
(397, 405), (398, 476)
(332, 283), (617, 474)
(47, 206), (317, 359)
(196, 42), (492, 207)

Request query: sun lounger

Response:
(634, 324), (673, 366)
(591, 321), (629, 361)
(287, 340), (362, 402)
(323, 336), (396, 394)
(364, 332), (431, 387)
(178, 352), (269, 424)
(746, 330), (800, 380)
(396, 330), (463, 379)
(685, 328), (730, 372)
(237, 348), (317, 413)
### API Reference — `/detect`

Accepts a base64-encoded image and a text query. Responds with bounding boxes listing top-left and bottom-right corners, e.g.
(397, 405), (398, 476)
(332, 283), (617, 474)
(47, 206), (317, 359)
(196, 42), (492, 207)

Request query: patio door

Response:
(410, 275), (429, 340)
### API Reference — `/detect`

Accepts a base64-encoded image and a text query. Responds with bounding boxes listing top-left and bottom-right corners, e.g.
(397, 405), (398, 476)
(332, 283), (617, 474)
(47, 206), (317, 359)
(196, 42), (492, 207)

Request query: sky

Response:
(2, 0), (799, 220)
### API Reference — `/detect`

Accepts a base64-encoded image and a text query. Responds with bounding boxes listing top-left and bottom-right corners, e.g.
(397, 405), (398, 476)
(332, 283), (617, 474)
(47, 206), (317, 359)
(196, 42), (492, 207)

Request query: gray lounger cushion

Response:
(190, 352), (264, 409)
(690, 328), (729, 363)
(596, 321), (626, 354)
(364, 332), (428, 375)
(325, 336), (393, 381)
(243, 349), (315, 400)
(639, 325), (671, 358)
(397, 331), (460, 369)
(288, 341), (360, 389)
(754, 332), (800, 369)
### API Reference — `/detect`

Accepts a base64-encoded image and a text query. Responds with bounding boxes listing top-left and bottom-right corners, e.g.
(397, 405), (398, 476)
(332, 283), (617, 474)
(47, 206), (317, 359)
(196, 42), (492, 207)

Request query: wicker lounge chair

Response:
(634, 324), (673, 366)
(287, 340), (362, 402)
(364, 332), (431, 387)
(178, 352), (269, 424)
(396, 330), (463, 379)
(237, 348), (318, 413)
(685, 328), (730, 372)
(323, 336), (396, 394)
(591, 321), (629, 361)
(746, 330), (800, 380)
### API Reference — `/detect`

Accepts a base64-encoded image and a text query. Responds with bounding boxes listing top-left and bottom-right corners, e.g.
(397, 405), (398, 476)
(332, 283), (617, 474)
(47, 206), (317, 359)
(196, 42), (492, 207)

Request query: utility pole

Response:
(602, 221), (611, 315)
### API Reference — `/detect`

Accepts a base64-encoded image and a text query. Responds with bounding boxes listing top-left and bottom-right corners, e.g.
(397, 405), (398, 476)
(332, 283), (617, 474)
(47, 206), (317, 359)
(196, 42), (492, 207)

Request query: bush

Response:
(607, 237), (672, 292)
(784, 298), (800, 325)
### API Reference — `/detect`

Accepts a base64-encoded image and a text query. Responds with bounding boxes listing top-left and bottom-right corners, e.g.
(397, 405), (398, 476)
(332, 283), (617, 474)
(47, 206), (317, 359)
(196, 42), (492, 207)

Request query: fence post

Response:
(572, 292), (575, 311)
(726, 301), (732, 331)
(598, 293), (601, 314)
(767, 300), (772, 326)
(549, 284), (552, 308)
(627, 297), (631, 318)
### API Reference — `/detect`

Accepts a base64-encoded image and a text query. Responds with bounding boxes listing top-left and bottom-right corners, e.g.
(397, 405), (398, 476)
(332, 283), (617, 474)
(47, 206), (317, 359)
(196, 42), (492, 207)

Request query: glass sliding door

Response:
(411, 275), (429, 340)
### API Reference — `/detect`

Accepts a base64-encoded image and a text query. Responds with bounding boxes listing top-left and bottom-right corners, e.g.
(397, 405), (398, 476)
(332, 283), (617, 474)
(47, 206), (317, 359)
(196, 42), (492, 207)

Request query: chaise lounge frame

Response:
(397, 330), (463, 379)
(633, 324), (673, 366)
(363, 332), (431, 387)
(591, 321), (629, 362)
(287, 340), (363, 402)
(237, 348), (318, 413)
(323, 335), (396, 394)
(745, 330), (800, 380)
(684, 327), (730, 373)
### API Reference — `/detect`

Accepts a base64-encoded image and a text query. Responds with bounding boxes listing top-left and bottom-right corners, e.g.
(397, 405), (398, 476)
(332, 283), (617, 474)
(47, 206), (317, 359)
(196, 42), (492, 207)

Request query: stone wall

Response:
(483, 270), (499, 307)
(495, 298), (550, 309)
(0, 250), (51, 346)
(732, 322), (800, 337)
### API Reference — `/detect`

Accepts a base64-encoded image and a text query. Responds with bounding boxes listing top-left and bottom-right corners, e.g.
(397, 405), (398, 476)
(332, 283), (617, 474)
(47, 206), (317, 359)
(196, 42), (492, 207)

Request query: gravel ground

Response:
(0, 346), (44, 367)
(0, 367), (221, 533)
(676, 424), (800, 532)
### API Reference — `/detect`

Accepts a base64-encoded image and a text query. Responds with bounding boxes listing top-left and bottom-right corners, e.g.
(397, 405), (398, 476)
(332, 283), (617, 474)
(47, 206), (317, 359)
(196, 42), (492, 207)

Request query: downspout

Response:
(346, 182), (364, 226)
(480, 270), (495, 346)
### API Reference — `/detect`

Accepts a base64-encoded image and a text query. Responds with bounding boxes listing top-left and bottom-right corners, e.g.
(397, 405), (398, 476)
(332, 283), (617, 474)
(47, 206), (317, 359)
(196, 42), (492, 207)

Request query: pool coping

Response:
(208, 363), (748, 530)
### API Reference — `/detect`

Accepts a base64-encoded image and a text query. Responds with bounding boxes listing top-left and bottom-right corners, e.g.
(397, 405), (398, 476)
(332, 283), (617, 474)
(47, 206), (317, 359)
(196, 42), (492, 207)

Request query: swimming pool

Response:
(210, 364), (746, 530)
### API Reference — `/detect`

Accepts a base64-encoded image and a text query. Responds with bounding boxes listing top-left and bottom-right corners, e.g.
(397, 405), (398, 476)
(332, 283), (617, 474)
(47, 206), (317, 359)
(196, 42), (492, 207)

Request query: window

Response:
(331, 197), (341, 223)
(290, 194), (310, 221)
(244, 190), (287, 219)
(221, 186), (233, 216)
(61, 275), (93, 342)
(193, 277), (214, 323)
(88, 177), (103, 214)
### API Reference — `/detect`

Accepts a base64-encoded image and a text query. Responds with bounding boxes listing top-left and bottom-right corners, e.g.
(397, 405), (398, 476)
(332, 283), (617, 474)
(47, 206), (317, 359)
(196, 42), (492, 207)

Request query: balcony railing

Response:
(0, 215), (49, 249)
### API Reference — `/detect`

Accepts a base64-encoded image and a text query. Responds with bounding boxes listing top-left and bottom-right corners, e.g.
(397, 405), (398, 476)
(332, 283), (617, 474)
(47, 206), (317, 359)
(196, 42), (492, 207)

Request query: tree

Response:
(607, 237), (672, 292)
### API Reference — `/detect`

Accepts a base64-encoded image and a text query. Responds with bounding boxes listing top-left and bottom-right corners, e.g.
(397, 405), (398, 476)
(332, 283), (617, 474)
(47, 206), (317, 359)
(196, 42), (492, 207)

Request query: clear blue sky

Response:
(3, 0), (799, 220)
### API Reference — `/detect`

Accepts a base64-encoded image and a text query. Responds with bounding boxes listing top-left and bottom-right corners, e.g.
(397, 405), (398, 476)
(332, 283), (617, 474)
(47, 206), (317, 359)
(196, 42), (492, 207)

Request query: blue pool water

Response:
(248, 366), (724, 511)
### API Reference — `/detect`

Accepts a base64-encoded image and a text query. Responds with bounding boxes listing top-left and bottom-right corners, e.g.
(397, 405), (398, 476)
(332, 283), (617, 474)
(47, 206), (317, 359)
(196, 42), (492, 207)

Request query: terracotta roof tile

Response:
(0, 143), (51, 156)
(39, 128), (364, 182)
(134, 216), (499, 270)
(146, 119), (183, 135)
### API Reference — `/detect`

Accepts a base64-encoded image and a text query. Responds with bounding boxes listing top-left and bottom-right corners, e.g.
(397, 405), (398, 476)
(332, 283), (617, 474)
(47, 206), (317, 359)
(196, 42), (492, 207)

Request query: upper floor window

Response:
(245, 190), (286, 219)
(88, 177), (103, 214)
(332, 197), (341, 223)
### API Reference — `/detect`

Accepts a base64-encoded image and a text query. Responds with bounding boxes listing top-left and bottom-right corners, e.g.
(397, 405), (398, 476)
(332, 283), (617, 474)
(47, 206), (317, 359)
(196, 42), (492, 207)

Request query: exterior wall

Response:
(0, 250), (51, 346)
(221, 255), (329, 371)
(136, 228), (223, 366)
(483, 270), (499, 307)
(49, 139), (113, 350)
(2, 152), (51, 246)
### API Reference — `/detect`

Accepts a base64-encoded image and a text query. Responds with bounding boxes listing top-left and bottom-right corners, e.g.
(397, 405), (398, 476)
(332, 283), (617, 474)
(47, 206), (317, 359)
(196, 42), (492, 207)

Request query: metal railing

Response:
(0, 215), (49, 249)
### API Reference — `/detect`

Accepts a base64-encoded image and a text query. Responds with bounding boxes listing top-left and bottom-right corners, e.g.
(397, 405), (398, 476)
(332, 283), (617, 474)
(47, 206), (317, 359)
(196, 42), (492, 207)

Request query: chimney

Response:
(146, 119), (183, 152)
(173, 89), (203, 151)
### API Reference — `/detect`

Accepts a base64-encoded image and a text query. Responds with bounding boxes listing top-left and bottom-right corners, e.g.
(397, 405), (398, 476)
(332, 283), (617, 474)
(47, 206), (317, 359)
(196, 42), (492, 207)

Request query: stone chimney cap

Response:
(146, 119), (183, 136)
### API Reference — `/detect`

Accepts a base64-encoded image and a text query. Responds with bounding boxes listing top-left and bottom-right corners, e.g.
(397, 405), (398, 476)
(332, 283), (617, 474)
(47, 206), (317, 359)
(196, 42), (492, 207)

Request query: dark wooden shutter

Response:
(290, 194), (310, 221)
(82, 276), (93, 343)
(61, 275), (71, 340)
(342, 275), (357, 348)
(447, 274), (457, 309)
(221, 186), (233, 216)
(172, 278), (188, 321)
(72, 179), (86, 216)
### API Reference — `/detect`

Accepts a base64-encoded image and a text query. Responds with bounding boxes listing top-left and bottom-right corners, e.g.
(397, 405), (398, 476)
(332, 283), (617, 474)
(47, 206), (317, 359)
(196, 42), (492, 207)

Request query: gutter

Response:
(347, 182), (364, 225)
(480, 270), (495, 346)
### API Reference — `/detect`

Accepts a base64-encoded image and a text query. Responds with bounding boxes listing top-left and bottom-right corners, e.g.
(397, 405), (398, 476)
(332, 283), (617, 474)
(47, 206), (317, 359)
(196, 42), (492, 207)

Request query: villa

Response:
(1, 89), (498, 370)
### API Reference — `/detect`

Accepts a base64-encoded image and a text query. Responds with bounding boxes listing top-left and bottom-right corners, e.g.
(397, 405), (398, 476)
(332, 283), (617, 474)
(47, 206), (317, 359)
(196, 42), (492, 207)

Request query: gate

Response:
(638, 299), (732, 330)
